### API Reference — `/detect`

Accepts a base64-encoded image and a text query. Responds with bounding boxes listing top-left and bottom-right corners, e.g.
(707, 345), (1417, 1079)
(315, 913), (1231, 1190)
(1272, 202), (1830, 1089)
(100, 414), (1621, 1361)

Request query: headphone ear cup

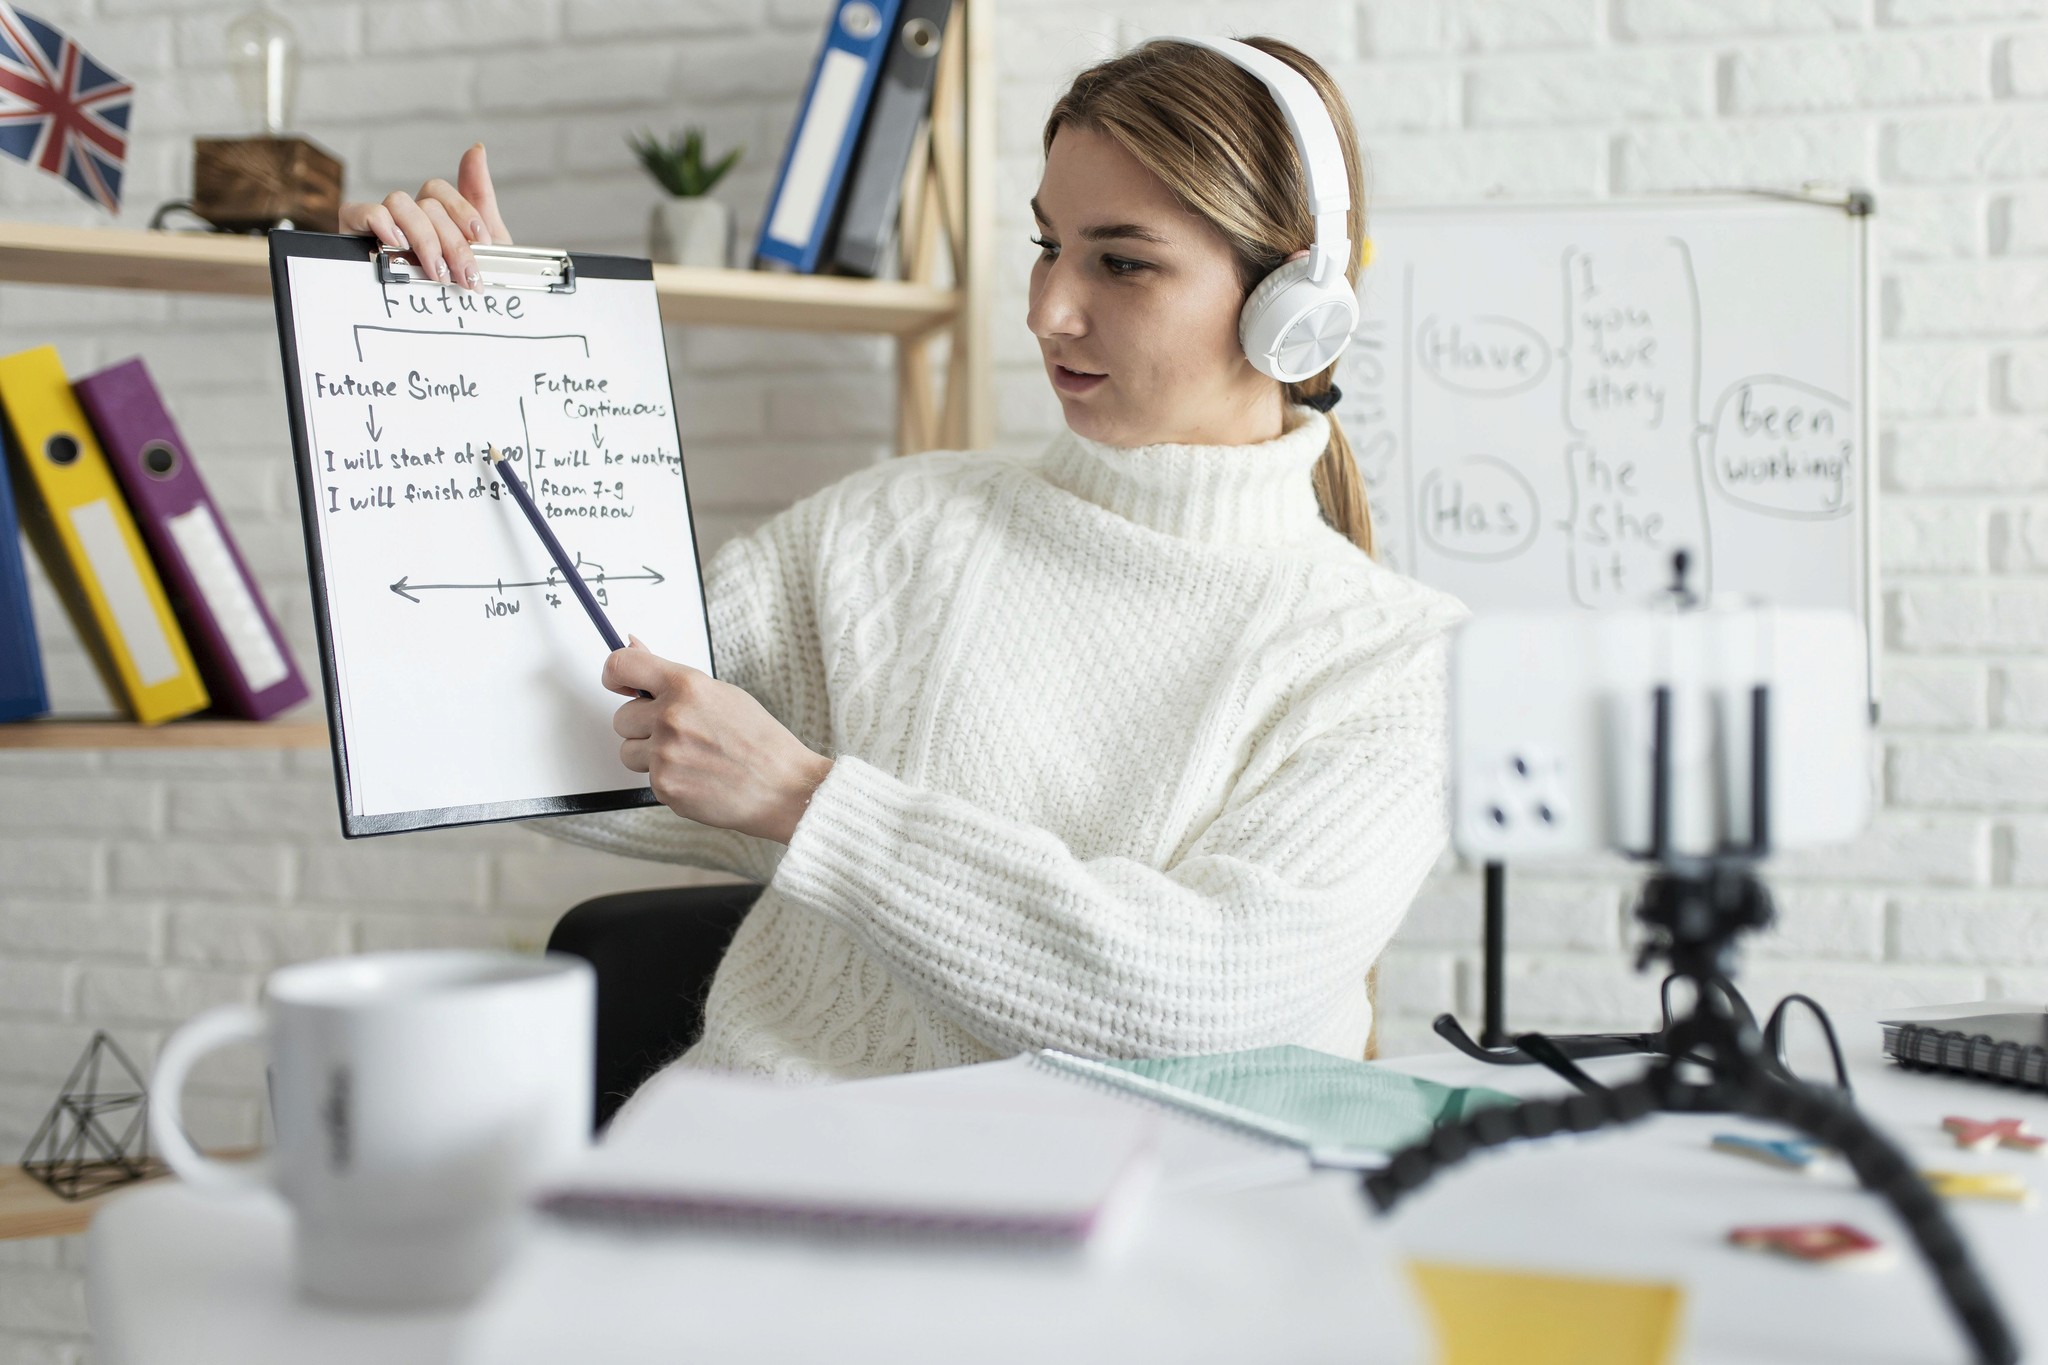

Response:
(1239, 257), (1360, 384)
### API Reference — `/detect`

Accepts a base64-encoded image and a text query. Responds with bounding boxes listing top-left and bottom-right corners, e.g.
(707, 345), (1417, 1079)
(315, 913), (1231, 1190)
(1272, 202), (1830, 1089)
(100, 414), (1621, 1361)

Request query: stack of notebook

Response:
(0, 346), (307, 725)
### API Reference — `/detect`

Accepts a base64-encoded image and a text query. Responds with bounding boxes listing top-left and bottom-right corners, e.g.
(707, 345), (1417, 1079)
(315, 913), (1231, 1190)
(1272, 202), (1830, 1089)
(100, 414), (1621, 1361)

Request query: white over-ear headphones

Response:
(1167, 36), (1359, 384)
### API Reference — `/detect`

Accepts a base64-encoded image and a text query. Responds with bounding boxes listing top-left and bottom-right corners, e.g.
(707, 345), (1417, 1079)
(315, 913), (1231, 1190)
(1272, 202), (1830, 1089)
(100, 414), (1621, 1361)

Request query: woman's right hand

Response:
(337, 142), (513, 290)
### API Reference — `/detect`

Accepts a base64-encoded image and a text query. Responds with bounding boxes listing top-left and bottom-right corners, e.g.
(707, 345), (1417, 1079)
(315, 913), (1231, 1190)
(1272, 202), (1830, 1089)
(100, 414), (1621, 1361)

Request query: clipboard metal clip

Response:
(376, 242), (577, 294)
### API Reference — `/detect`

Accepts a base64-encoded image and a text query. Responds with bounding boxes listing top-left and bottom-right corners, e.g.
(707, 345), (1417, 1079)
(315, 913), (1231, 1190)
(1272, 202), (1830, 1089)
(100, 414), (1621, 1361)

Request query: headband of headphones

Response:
(1164, 36), (1351, 287)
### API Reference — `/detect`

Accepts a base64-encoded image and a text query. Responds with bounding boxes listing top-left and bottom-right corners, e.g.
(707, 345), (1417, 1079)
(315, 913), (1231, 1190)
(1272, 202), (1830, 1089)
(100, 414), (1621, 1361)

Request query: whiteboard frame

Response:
(1365, 187), (1879, 718)
(269, 230), (716, 838)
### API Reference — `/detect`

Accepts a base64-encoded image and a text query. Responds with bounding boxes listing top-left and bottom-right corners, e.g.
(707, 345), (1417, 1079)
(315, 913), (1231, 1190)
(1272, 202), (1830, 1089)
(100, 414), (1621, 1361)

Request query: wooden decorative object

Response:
(192, 135), (342, 234)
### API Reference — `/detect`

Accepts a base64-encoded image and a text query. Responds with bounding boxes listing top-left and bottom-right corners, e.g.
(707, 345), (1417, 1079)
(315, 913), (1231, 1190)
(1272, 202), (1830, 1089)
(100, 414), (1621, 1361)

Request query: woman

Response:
(340, 37), (1466, 1087)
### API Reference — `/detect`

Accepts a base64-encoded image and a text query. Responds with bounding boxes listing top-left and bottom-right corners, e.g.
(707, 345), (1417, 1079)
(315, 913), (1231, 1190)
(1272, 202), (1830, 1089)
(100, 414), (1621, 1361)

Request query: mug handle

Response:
(149, 1004), (271, 1193)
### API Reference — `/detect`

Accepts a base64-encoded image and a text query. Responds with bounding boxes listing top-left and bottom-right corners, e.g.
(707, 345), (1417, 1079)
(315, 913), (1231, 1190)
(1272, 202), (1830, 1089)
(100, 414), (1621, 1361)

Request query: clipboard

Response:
(268, 230), (716, 837)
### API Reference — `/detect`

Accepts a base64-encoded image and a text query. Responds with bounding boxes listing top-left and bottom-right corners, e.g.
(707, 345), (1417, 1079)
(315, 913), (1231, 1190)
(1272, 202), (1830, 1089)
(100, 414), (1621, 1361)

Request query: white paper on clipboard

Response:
(272, 237), (713, 833)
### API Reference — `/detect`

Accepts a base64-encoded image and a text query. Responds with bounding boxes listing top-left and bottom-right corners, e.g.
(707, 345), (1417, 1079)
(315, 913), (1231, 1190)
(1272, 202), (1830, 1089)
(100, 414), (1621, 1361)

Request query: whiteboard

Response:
(270, 233), (714, 836)
(1332, 193), (1874, 697)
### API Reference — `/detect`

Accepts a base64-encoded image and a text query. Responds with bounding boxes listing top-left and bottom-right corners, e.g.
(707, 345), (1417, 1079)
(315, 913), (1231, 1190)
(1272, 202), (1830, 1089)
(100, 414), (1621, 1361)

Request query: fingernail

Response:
(470, 218), (487, 242)
(435, 258), (450, 282)
(465, 264), (480, 289)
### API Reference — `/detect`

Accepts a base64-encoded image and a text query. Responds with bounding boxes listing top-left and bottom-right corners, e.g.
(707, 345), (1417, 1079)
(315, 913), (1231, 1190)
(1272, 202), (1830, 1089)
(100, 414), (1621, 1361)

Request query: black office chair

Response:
(549, 884), (1386, 1132)
(546, 882), (761, 1132)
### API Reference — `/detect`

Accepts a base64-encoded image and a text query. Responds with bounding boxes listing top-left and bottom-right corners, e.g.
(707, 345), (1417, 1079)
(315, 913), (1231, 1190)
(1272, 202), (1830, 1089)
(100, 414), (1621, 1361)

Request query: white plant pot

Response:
(648, 197), (732, 269)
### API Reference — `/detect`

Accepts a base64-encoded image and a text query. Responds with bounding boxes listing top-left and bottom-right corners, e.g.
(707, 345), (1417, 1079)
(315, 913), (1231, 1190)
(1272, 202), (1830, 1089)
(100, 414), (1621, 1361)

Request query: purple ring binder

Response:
(73, 357), (309, 721)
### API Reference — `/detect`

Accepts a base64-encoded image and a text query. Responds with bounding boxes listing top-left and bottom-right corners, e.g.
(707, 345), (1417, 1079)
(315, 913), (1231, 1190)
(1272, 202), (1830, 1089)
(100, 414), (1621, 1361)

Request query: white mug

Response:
(149, 949), (595, 1308)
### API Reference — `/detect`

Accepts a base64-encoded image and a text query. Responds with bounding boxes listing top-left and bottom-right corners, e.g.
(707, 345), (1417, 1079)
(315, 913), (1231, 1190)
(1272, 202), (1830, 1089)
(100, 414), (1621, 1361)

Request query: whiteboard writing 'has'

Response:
(277, 245), (711, 831)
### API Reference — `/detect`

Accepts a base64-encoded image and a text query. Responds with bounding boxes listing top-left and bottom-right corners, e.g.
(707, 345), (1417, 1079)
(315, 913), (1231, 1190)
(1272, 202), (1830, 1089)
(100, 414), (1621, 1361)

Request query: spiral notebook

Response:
(1881, 1003), (2048, 1091)
(538, 1067), (1161, 1247)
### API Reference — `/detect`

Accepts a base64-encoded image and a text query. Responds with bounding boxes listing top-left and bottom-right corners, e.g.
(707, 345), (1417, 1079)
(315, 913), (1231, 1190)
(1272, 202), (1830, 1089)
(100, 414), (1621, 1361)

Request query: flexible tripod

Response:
(1366, 641), (2019, 1365)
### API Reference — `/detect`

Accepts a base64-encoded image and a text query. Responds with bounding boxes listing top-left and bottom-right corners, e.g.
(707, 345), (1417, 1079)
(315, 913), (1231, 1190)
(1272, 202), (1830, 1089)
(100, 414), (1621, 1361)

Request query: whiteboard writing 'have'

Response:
(275, 241), (712, 833)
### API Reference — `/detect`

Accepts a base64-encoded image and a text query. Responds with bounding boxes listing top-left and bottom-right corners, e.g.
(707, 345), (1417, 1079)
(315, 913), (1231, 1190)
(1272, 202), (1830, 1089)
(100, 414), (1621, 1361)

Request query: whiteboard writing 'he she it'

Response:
(281, 252), (712, 826)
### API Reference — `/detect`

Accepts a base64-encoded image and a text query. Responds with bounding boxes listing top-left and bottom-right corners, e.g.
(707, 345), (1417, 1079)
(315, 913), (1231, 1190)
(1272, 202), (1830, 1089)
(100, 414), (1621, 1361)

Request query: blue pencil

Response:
(487, 443), (650, 697)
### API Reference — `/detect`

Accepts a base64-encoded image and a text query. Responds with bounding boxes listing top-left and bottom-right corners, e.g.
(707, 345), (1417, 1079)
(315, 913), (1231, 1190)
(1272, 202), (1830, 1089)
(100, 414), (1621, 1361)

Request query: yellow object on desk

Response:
(1407, 1260), (1684, 1365)
(1923, 1169), (2036, 1207)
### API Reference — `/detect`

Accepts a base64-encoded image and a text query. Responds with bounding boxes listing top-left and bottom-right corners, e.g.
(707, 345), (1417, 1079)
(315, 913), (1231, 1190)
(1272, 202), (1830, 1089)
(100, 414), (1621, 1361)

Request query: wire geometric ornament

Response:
(20, 1030), (165, 1200)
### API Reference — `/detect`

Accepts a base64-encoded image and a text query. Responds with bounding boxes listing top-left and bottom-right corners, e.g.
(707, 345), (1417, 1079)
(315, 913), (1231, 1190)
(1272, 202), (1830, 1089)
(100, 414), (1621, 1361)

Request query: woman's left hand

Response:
(603, 637), (833, 845)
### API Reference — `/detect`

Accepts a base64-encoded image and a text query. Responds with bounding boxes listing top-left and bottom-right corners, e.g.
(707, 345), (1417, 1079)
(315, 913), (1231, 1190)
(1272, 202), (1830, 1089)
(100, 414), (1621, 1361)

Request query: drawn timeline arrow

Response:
(389, 565), (666, 603)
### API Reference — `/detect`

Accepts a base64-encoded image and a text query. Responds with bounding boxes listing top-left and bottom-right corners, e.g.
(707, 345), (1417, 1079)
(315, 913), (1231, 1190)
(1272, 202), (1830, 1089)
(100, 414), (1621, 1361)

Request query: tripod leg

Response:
(1481, 860), (1507, 1048)
(1725, 1072), (2018, 1365)
(1363, 1074), (1661, 1211)
(1514, 1032), (1613, 1095)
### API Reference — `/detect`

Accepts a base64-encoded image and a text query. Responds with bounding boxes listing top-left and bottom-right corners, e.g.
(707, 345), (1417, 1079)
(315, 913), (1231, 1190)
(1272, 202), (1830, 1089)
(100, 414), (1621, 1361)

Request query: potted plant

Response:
(630, 128), (742, 269)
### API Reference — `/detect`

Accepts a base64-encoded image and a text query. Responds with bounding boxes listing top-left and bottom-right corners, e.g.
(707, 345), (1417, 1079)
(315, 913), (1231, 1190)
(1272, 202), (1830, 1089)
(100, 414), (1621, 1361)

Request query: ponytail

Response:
(1288, 374), (1374, 559)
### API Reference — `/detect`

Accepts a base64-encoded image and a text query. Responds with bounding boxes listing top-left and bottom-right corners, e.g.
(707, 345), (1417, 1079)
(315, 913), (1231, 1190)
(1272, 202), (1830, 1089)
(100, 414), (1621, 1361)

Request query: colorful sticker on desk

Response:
(1923, 1170), (2036, 1207)
(1710, 1134), (1833, 1173)
(1405, 1260), (1683, 1365)
(1942, 1117), (2047, 1156)
(1727, 1222), (1891, 1267)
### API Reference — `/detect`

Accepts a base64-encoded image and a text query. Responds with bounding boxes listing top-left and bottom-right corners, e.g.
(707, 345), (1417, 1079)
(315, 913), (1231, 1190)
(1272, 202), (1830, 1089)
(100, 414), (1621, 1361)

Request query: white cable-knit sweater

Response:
(540, 408), (1469, 1085)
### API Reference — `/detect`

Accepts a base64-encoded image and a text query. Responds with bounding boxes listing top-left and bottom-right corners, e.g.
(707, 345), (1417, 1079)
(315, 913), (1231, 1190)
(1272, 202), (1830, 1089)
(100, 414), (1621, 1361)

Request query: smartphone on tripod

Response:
(1449, 602), (1870, 862)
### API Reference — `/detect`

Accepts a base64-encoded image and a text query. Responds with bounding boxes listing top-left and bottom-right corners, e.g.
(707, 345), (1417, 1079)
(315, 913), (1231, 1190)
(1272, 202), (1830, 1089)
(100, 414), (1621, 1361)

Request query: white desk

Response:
(90, 1014), (2048, 1365)
(1373, 1029), (2048, 1365)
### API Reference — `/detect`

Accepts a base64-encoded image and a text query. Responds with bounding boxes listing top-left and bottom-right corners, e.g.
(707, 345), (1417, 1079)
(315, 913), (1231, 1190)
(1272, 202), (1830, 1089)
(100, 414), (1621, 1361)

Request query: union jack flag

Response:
(0, 4), (130, 214)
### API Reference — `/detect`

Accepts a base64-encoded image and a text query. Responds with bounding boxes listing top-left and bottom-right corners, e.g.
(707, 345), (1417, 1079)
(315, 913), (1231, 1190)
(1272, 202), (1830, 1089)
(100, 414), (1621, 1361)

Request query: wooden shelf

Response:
(0, 717), (329, 750)
(649, 262), (956, 335)
(2, 1154), (255, 1240)
(0, 1160), (134, 1240)
(0, 220), (960, 337)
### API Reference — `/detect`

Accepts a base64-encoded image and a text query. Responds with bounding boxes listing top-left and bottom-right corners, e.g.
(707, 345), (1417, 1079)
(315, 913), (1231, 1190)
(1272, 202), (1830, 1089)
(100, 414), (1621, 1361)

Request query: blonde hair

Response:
(1044, 37), (1374, 558)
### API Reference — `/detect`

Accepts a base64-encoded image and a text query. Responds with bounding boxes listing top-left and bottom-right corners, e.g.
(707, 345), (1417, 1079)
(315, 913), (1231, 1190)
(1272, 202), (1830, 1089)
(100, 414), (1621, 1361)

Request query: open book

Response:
(1034, 1045), (1515, 1171)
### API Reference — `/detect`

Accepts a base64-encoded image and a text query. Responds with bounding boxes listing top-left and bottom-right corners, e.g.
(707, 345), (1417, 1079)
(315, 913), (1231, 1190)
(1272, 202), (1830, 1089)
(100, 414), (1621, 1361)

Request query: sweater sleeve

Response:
(530, 488), (837, 884)
(765, 630), (1454, 1059)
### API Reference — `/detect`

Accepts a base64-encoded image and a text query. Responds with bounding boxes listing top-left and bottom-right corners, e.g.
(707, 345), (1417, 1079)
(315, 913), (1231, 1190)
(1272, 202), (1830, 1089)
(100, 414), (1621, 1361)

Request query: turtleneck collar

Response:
(1037, 407), (1334, 547)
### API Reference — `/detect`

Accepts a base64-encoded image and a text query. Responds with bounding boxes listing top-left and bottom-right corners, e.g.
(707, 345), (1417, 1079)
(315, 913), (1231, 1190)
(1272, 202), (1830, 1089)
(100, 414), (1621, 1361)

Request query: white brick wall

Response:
(1, 2), (2044, 1356)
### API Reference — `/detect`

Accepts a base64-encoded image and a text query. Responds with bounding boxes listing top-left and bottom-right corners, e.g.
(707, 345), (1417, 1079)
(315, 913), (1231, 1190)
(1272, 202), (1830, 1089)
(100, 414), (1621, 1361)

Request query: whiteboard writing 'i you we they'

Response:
(1332, 193), (1873, 694)
(271, 234), (713, 836)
